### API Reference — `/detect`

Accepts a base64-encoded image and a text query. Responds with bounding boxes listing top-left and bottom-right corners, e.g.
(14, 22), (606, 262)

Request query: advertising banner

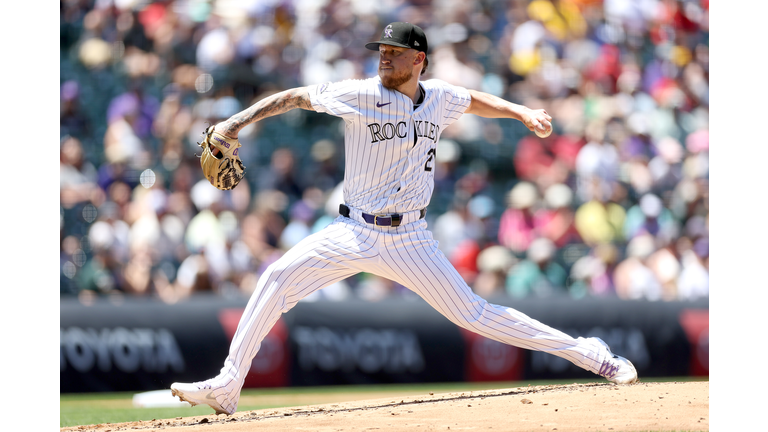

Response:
(60, 295), (708, 393)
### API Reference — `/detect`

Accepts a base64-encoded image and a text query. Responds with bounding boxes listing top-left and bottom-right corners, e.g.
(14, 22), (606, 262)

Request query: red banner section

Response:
(217, 309), (290, 388)
(459, 328), (524, 382)
(678, 309), (709, 376)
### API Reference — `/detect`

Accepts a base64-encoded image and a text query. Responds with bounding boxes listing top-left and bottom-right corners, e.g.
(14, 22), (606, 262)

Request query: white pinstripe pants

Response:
(208, 216), (610, 412)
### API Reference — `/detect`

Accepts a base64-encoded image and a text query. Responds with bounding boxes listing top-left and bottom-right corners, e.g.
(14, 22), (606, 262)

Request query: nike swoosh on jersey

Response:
(376, 101), (392, 108)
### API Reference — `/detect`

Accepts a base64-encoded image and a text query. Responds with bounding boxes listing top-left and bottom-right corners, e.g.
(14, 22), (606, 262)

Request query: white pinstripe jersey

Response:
(308, 76), (471, 215)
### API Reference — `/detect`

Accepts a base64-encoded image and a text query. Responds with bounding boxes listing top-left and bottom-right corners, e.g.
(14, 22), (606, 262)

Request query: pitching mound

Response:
(62, 381), (708, 431)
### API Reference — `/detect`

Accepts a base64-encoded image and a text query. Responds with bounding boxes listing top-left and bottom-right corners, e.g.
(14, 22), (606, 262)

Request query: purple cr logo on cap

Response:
(384, 25), (393, 38)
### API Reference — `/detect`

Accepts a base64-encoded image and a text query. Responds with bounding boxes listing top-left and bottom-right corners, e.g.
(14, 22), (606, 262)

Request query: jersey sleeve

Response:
(437, 80), (472, 129)
(307, 80), (361, 119)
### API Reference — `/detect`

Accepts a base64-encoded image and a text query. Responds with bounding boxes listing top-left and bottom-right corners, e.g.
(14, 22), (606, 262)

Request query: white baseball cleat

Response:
(170, 381), (235, 415)
(593, 337), (638, 384)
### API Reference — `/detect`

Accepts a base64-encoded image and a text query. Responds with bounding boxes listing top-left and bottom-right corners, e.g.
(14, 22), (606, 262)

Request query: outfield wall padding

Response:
(60, 295), (708, 393)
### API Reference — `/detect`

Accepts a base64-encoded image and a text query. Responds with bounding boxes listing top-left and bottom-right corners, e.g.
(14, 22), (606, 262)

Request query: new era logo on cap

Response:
(365, 22), (428, 54)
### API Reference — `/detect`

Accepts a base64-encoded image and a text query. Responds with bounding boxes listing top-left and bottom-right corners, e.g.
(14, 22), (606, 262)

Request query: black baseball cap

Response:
(365, 22), (428, 54)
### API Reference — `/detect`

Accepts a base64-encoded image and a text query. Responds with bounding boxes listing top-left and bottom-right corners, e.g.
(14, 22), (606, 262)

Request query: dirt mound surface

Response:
(62, 381), (708, 431)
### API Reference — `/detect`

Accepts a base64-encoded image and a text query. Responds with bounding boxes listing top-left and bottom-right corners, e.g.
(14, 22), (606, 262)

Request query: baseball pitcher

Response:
(175, 22), (637, 415)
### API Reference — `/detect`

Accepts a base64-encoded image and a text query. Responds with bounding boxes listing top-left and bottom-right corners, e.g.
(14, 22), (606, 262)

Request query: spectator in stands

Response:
(574, 120), (621, 204)
(574, 178), (626, 247)
(623, 193), (680, 244)
(677, 237), (709, 301)
(513, 130), (582, 192)
(468, 194), (499, 248)
(506, 237), (568, 298)
(155, 250), (215, 303)
(431, 139), (463, 214)
(645, 239), (682, 301)
(534, 183), (582, 248)
(60, 136), (101, 209)
(278, 199), (316, 251)
(257, 148), (306, 208)
(498, 181), (539, 255)
(306, 139), (344, 194)
(613, 234), (663, 301)
(473, 245), (517, 298)
(76, 220), (123, 296)
(433, 194), (484, 261)
(568, 243), (619, 299)
(60, 80), (90, 139)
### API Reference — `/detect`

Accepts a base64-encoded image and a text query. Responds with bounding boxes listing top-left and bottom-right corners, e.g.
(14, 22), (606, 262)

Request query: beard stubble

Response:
(379, 66), (414, 90)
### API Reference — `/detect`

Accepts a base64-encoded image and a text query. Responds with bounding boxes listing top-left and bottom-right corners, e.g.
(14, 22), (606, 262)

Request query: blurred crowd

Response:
(60, 0), (709, 304)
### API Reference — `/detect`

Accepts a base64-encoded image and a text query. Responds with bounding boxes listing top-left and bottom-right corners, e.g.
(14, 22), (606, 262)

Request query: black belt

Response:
(339, 204), (426, 227)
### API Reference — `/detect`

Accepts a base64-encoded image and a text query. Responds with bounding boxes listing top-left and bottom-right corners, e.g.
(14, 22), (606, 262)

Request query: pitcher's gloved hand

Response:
(197, 126), (245, 190)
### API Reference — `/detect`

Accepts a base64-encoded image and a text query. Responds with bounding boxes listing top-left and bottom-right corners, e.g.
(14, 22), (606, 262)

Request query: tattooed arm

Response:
(214, 87), (315, 139)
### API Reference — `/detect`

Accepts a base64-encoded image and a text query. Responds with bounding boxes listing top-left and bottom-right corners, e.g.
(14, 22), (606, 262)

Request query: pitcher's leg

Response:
(218, 258), (357, 409)
(377, 225), (628, 378)
(173, 219), (369, 414)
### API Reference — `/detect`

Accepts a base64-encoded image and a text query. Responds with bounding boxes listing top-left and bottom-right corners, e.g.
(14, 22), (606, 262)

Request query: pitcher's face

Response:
(378, 44), (417, 89)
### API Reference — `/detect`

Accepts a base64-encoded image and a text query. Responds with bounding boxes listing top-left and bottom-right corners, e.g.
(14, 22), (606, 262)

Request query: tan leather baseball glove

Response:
(197, 126), (245, 190)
